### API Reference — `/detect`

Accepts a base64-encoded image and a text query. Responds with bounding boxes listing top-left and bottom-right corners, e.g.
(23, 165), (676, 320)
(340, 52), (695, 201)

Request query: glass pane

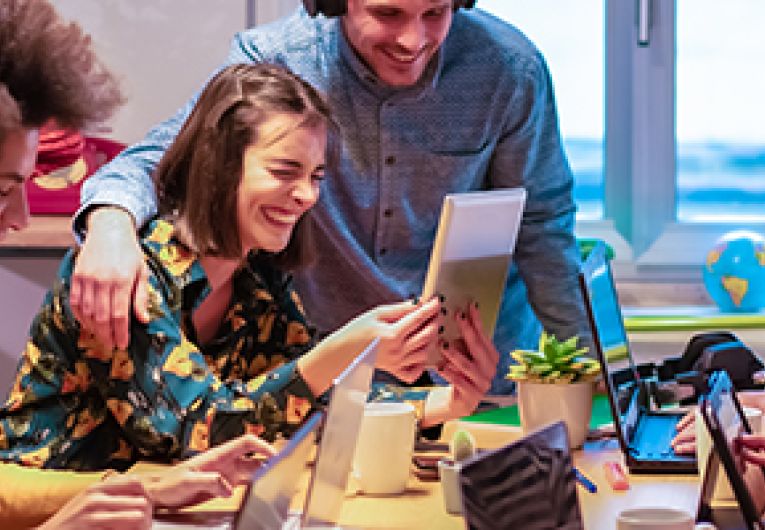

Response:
(478, 1), (605, 220)
(677, 0), (765, 222)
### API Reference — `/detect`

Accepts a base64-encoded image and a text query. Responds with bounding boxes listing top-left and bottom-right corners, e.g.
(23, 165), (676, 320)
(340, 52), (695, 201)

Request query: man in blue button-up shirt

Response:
(72, 0), (590, 394)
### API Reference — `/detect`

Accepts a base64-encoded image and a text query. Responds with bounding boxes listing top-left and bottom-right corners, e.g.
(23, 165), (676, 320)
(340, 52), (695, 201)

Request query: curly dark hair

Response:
(155, 63), (339, 269)
(0, 0), (123, 141)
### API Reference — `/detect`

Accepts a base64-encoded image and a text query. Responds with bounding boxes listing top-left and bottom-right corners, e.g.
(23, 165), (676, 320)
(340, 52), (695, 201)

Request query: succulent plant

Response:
(506, 332), (600, 384)
(449, 429), (476, 463)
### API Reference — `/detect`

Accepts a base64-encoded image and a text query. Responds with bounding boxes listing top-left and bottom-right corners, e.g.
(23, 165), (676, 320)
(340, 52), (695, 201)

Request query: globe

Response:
(703, 231), (765, 312)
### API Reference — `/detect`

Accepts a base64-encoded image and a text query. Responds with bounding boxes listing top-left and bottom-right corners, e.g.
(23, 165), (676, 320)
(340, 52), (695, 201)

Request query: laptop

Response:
(697, 370), (764, 530)
(153, 338), (379, 530)
(458, 421), (584, 530)
(578, 242), (696, 474)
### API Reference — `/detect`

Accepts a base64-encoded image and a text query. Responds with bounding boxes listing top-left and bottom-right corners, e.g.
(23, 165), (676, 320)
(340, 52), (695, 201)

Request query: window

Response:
(481, 1), (765, 273)
(479, 1), (605, 221)
(676, 0), (765, 223)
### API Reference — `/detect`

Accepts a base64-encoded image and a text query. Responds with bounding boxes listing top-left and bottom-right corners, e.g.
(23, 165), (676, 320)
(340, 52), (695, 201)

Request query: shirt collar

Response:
(334, 19), (443, 101)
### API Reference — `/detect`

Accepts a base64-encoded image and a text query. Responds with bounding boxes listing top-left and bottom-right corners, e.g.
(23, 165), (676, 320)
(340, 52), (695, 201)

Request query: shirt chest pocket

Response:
(412, 136), (495, 207)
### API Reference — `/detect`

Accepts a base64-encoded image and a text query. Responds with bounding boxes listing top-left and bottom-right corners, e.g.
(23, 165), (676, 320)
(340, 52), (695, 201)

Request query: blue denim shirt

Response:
(78, 7), (589, 394)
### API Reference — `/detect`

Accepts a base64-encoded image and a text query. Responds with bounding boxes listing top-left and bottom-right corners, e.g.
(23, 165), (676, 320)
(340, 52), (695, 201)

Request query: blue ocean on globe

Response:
(703, 231), (765, 312)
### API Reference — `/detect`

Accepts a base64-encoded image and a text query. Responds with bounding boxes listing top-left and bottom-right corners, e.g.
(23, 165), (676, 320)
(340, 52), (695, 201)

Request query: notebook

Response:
(578, 242), (696, 473)
(697, 370), (764, 530)
(421, 188), (526, 365)
(152, 338), (379, 530)
(458, 421), (584, 530)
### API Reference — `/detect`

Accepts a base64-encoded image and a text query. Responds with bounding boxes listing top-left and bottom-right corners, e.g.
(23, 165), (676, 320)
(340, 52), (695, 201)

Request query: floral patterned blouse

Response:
(0, 219), (318, 471)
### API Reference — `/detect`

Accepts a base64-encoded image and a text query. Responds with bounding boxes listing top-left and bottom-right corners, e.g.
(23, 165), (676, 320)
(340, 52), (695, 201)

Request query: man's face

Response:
(0, 128), (38, 240)
(343, 0), (453, 87)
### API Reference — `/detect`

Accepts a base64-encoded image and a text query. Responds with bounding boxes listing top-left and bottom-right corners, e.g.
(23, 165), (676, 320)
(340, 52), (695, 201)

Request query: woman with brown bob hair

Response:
(0, 62), (446, 476)
(154, 62), (336, 270)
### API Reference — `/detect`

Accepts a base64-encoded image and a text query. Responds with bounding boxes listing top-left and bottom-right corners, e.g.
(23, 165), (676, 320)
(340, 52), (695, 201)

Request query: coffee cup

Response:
(352, 402), (416, 495)
(616, 507), (694, 530)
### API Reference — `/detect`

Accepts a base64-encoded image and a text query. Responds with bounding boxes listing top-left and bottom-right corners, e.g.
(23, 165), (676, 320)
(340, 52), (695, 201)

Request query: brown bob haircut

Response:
(154, 63), (338, 270)
(0, 0), (123, 142)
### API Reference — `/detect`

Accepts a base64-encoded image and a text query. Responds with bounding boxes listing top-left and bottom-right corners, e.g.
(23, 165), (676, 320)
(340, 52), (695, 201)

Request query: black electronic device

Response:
(459, 421), (584, 530)
(697, 370), (764, 530)
(579, 242), (696, 474)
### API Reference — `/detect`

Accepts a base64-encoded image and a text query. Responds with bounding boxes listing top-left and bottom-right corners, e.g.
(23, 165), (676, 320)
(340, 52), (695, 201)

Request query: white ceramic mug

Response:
(352, 402), (416, 495)
(616, 507), (694, 530)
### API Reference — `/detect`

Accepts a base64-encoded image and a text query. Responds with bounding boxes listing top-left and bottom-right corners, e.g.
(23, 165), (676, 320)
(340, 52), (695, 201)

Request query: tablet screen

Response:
(421, 188), (526, 365)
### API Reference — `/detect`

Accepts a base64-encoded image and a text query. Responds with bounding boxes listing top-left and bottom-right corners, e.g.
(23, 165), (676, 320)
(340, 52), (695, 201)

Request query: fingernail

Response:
(441, 340), (449, 349)
(438, 293), (446, 303)
(440, 306), (448, 316)
(411, 296), (420, 305)
(438, 325), (444, 335)
(459, 312), (466, 320)
(473, 301), (479, 309)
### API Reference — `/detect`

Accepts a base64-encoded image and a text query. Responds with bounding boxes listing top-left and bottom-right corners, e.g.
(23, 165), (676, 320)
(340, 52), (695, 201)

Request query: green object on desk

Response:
(624, 310), (765, 332)
(461, 393), (613, 430)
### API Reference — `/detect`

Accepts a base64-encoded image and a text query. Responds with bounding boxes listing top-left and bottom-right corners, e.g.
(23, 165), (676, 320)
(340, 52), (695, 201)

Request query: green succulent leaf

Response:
(507, 332), (601, 383)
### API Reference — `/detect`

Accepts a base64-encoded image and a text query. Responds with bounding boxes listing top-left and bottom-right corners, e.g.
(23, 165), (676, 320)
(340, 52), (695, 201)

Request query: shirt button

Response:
(385, 155), (396, 166)
(383, 208), (393, 218)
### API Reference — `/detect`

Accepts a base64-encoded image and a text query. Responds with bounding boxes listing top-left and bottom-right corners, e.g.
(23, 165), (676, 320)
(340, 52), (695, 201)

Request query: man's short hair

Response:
(0, 0), (123, 142)
(155, 63), (339, 270)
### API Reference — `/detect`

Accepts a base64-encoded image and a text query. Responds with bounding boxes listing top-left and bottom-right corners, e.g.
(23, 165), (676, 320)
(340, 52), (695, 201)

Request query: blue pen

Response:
(574, 467), (597, 493)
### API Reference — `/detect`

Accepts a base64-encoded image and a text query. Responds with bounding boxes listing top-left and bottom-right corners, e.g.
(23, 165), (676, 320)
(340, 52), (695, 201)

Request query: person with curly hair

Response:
(0, 0), (122, 238)
(0, 2), (277, 528)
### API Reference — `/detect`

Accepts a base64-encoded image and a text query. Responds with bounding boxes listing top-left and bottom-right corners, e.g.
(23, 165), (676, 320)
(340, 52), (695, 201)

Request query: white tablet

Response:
(421, 188), (526, 365)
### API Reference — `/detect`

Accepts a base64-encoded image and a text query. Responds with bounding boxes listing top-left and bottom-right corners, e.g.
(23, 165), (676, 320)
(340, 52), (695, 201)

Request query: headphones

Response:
(302, 0), (476, 18)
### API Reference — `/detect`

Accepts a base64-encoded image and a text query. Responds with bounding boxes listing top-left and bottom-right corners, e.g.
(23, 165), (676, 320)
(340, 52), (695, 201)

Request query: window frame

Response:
(576, 0), (765, 280)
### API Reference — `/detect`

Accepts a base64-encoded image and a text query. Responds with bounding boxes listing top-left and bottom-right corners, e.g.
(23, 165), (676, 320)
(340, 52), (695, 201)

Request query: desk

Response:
(178, 424), (703, 530)
(0, 215), (72, 250)
(332, 426), (701, 530)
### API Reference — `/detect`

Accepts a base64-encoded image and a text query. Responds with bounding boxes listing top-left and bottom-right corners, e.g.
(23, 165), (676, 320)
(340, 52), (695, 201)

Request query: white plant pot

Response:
(437, 458), (464, 515)
(517, 380), (593, 448)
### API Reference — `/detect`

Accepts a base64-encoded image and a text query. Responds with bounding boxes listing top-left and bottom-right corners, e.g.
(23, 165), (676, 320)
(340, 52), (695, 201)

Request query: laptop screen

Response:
(233, 412), (324, 530)
(459, 421), (583, 530)
(301, 338), (379, 526)
(579, 243), (642, 447)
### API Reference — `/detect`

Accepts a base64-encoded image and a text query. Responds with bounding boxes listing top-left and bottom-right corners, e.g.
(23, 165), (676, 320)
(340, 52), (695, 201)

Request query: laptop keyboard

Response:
(633, 414), (681, 458)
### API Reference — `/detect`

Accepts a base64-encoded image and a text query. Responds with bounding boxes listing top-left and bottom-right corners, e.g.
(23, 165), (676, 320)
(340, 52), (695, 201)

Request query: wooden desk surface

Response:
(332, 427), (701, 530)
(178, 424), (702, 529)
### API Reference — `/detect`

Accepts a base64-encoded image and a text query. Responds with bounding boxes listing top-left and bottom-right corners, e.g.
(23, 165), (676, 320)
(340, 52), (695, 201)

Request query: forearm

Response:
(0, 463), (107, 528)
(297, 315), (373, 396)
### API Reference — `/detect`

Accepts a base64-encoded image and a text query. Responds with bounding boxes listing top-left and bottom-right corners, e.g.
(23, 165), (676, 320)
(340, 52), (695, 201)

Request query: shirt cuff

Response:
(74, 188), (154, 242)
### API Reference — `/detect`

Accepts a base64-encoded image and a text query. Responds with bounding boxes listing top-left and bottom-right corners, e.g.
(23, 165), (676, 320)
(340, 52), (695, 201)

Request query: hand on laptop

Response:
(738, 434), (765, 467)
(670, 391), (765, 456)
(38, 476), (152, 530)
(423, 302), (498, 426)
(133, 434), (276, 509)
(671, 409), (697, 455)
